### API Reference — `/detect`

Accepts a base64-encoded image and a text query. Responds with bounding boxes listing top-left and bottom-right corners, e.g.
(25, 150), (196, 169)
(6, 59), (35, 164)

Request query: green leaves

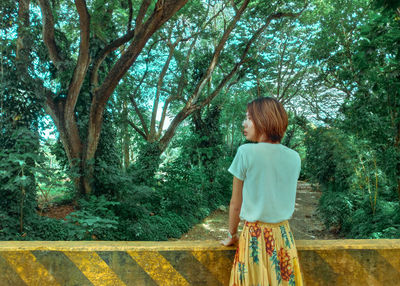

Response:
(65, 195), (120, 240)
(303, 0), (400, 238)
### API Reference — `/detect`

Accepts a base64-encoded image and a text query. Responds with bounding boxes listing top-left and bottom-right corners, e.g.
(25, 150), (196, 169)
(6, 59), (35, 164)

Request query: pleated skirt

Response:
(229, 220), (303, 286)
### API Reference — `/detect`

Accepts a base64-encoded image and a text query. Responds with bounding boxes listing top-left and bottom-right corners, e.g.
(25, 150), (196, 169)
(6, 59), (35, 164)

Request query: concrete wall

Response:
(0, 239), (399, 285)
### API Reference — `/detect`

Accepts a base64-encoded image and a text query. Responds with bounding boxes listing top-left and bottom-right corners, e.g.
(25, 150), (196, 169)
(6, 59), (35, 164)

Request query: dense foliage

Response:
(303, 0), (400, 238)
(1, 0), (399, 240)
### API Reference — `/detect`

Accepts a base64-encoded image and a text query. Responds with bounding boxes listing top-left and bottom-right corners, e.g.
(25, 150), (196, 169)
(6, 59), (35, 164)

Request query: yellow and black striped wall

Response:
(1, 240), (400, 285)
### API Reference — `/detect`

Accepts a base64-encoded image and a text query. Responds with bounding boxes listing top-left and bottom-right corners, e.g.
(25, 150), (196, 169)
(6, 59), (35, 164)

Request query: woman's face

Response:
(243, 111), (257, 142)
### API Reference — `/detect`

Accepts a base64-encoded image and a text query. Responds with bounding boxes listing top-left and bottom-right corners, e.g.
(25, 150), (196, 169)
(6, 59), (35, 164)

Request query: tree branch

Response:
(167, 1), (225, 104)
(127, 119), (147, 139)
(86, 0), (189, 163)
(156, 2), (226, 138)
(66, 0), (90, 108)
(187, 0), (250, 106)
(135, 0), (152, 34)
(176, 37), (197, 102)
(131, 96), (149, 137)
(37, 0), (64, 69)
(158, 6), (305, 151)
(16, 0), (70, 159)
(159, 105), (197, 151)
(129, 40), (162, 138)
(16, 0), (30, 61)
(230, 0), (239, 14)
(157, 98), (171, 139)
(157, 36), (197, 137)
(64, 0), (91, 158)
(199, 10), (301, 107)
(90, 29), (135, 88)
(95, 0), (188, 109)
(150, 34), (179, 139)
(280, 68), (306, 100)
(127, 0), (133, 31)
(199, 59), (244, 108)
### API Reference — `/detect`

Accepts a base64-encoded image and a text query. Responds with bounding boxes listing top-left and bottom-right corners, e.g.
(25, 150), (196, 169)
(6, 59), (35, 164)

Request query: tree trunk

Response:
(131, 142), (163, 184)
(39, 0), (188, 195)
(44, 98), (85, 194)
(82, 0), (188, 193)
(122, 98), (130, 170)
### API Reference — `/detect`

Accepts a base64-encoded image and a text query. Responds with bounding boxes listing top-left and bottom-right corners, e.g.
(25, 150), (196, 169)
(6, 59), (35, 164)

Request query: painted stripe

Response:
(377, 249), (400, 271)
(64, 251), (125, 286)
(32, 251), (92, 286)
(191, 250), (233, 286)
(317, 250), (382, 286)
(97, 251), (157, 286)
(127, 250), (189, 286)
(0, 253), (27, 286)
(160, 250), (223, 286)
(298, 250), (338, 286)
(348, 249), (400, 285)
(0, 251), (60, 286)
(377, 249), (400, 286)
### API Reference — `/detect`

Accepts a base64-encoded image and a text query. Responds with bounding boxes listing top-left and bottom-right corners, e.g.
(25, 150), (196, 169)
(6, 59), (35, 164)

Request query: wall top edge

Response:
(1, 239), (400, 251)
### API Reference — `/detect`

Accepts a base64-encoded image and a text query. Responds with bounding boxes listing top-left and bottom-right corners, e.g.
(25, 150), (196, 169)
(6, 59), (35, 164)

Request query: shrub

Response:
(65, 195), (119, 240)
(305, 126), (400, 238)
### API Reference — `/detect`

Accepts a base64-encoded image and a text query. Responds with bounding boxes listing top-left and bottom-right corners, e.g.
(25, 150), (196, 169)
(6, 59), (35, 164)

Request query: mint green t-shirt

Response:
(228, 143), (301, 223)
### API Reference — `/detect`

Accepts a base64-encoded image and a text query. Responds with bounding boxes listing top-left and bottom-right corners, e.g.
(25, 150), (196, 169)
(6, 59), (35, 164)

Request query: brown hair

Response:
(247, 97), (288, 143)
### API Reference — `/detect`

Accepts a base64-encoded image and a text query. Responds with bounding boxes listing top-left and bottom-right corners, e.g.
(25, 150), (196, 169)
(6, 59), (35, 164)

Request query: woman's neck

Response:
(256, 135), (279, 144)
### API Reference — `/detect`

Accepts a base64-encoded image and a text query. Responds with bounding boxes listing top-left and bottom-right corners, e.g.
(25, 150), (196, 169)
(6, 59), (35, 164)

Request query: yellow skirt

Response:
(229, 220), (303, 286)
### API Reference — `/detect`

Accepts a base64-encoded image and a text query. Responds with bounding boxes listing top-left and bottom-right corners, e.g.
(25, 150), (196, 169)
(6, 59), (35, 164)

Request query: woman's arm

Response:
(221, 176), (243, 246)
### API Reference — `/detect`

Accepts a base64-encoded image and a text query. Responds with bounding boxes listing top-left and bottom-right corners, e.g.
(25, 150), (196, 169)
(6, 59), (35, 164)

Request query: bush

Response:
(343, 200), (400, 239)
(305, 126), (400, 238)
(303, 127), (356, 190)
(22, 216), (71, 241)
(65, 195), (119, 240)
(318, 189), (354, 232)
(123, 213), (191, 241)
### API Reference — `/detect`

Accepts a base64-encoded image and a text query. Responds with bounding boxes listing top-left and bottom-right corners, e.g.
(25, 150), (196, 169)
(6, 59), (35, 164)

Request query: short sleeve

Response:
(297, 154), (301, 179)
(228, 146), (247, 180)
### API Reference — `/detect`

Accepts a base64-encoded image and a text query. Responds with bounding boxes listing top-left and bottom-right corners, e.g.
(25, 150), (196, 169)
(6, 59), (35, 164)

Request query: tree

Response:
(125, 0), (307, 178)
(307, 0), (400, 199)
(1, 0), (44, 236)
(15, 0), (188, 195)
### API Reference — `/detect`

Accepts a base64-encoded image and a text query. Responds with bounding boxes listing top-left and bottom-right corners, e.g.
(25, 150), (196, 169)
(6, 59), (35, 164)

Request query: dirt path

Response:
(176, 181), (338, 241)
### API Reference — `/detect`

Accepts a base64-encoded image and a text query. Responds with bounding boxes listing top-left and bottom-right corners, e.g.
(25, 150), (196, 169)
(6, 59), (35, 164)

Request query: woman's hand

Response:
(220, 234), (239, 246)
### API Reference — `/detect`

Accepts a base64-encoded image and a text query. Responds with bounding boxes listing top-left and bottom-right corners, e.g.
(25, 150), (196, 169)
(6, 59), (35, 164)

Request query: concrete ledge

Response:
(0, 240), (399, 285)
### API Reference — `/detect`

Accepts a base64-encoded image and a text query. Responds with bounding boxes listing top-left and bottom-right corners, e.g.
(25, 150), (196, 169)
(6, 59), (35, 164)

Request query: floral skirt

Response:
(229, 220), (303, 286)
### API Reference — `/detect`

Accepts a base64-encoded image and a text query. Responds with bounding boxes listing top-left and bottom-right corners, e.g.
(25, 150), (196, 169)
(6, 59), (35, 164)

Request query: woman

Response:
(222, 97), (303, 286)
